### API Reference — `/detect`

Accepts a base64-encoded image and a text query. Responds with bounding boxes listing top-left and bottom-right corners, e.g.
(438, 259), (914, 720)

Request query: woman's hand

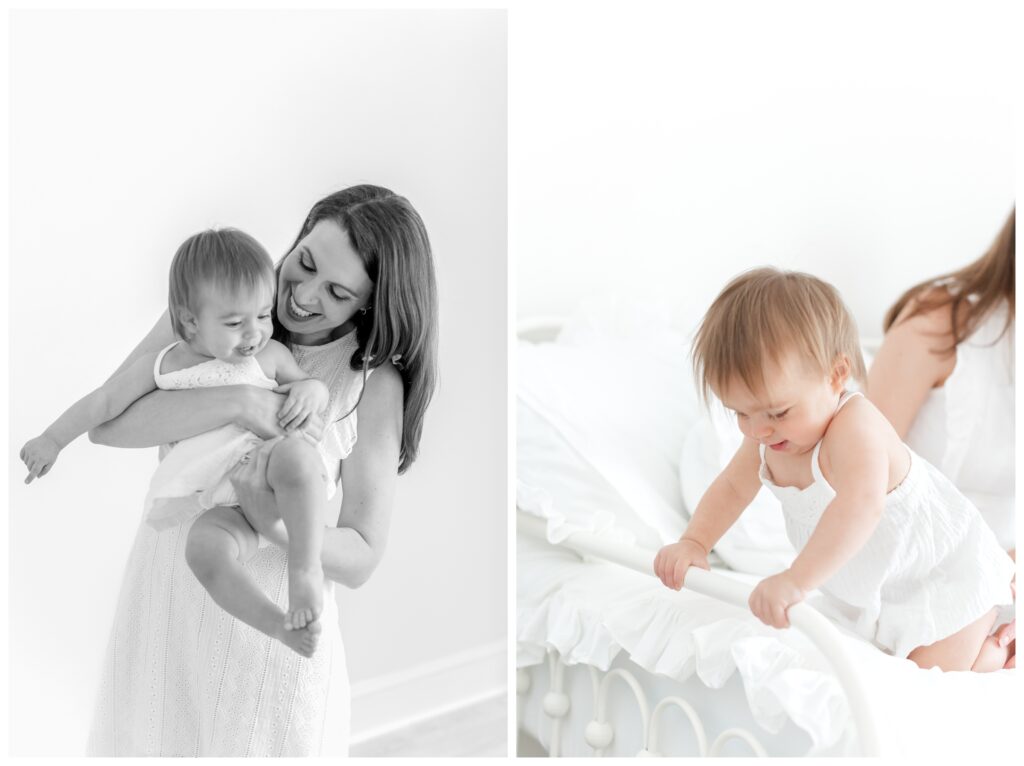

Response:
(654, 538), (710, 590)
(749, 571), (805, 629)
(229, 443), (288, 548)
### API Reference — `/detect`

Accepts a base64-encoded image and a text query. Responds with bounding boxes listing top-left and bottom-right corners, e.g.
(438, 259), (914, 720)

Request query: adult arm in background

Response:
(232, 362), (404, 589)
(88, 311), (314, 446)
(866, 300), (956, 439)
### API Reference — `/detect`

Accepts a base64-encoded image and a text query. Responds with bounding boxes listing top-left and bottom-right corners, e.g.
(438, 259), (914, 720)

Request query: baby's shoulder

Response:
(822, 394), (910, 491)
(821, 394), (890, 456)
(157, 342), (208, 375)
(255, 338), (291, 368)
(258, 339), (291, 361)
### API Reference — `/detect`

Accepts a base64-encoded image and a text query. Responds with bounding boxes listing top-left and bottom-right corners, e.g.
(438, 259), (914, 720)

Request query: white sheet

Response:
(518, 532), (1018, 758)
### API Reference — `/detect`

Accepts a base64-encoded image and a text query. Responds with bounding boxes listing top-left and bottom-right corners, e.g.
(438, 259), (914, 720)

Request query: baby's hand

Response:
(749, 571), (805, 629)
(654, 538), (710, 590)
(275, 379), (329, 432)
(20, 434), (61, 484)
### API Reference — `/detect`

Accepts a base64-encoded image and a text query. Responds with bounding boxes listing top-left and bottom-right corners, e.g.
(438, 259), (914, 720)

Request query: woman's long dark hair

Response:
(273, 185), (438, 473)
(884, 208), (1015, 353)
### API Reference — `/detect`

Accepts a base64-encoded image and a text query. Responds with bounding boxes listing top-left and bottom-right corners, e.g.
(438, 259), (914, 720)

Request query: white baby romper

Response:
(87, 331), (370, 756)
(144, 342), (282, 530)
(759, 391), (1015, 659)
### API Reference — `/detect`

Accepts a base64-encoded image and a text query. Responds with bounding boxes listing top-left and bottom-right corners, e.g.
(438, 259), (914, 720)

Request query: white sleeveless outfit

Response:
(87, 332), (370, 756)
(759, 391), (1014, 659)
(904, 300), (1015, 550)
(143, 342), (332, 531)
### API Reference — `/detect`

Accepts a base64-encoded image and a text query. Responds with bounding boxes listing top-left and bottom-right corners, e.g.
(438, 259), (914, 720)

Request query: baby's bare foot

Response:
(276, 619), (322, 658)
(972, 633), (1012, 673)
(285, 565), (324, 631)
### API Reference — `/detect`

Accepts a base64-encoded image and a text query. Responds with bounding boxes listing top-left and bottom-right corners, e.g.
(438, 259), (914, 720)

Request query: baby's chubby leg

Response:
(265, 435), (327, 631)
(907, 608), (1005, 672)
(185, 506), (321, 658)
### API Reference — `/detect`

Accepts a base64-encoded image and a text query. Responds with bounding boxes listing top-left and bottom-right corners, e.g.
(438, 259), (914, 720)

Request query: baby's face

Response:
(717, 352), (845, 457)
(190, 282), (275, 364)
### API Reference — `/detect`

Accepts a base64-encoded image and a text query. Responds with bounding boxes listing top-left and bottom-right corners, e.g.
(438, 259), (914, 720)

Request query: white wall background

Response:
(512, 1), (1015, 337)
(8, 9), (506, 755)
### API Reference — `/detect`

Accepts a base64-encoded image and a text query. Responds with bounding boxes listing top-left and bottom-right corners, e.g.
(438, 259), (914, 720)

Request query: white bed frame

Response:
(516, 318), (884, 757)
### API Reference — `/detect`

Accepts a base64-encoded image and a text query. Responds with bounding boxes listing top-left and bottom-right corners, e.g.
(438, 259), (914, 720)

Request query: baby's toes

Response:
(290, 608), (311, 630)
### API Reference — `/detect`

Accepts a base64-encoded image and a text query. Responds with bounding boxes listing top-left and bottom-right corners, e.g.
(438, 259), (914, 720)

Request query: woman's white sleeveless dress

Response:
(87, 332), (369, 756)
(904, 301), (1015, 550)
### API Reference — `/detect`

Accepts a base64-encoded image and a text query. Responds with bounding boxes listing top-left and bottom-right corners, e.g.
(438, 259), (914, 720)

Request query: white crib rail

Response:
(518, 511), (882, 756)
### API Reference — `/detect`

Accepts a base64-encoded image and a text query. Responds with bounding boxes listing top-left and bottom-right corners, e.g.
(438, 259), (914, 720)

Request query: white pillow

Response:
(518, 401), (659, 548)
(517, 301), (700, 549)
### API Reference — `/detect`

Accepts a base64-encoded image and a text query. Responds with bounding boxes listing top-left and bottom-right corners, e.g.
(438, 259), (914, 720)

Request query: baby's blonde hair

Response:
(692, 267), (867, 402)
(168, 228), (275, 341)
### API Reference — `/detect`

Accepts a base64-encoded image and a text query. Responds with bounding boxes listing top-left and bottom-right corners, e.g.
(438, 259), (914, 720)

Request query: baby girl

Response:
(21, 229), (330, 657)
(654, 267), (1014, 671)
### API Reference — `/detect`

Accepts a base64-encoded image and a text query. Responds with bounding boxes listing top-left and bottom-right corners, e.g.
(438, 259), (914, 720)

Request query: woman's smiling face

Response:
(277, 219), (375, 345)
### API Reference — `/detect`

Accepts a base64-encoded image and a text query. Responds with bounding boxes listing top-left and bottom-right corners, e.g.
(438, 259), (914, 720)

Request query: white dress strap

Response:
(811, 391), (862, 482)
(836, 389), (862, 411)
(153, 341), (181, 378)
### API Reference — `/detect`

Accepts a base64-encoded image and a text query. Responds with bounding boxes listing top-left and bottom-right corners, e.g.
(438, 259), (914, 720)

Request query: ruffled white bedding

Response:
(518, 303), (1017, 758)
(517, 533), (1018, 758)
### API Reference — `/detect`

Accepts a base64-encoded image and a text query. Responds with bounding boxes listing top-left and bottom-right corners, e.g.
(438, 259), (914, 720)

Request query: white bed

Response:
(516, 306), (1017, 758)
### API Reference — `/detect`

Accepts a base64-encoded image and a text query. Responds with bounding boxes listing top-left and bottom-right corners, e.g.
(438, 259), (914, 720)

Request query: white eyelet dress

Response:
(87, 331), (370, 756)
(142, 343), (287, 531)
(759, 391), (1015, 659)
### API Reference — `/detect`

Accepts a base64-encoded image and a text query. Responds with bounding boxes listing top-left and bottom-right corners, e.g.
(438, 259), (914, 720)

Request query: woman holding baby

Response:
(85, 184), (438, 756)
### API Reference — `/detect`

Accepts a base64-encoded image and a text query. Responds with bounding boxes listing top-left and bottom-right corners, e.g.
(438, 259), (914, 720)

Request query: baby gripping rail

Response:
(518, 511), (882, 756)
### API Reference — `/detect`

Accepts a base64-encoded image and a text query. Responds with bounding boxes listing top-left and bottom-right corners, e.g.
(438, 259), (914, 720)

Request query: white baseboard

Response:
(348, 639), (507, 744)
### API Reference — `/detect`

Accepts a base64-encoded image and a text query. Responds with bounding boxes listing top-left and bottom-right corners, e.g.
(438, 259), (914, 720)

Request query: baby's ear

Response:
(176, 305), (199, 339)
(830, 355), (851, 391)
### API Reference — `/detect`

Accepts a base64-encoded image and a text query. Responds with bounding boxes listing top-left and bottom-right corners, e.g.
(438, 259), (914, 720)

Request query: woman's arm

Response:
(88, 311), (315, 446)
(89, 386), (259, 447)
(867, 301), (956, 439)
(231, 363), (404, 588)
(326, 363), (403, 586)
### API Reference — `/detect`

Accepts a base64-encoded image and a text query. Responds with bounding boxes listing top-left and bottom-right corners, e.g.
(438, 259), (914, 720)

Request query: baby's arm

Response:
(21, 352), (159, 482)
(654, 436), (762, 589)
(788, 415), (888, 591)
(749, 408), (888, 628)
(262, 340), (329, 432)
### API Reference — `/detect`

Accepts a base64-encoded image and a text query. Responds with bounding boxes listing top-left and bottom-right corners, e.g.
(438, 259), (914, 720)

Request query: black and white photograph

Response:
(9, 8), (506, 757)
